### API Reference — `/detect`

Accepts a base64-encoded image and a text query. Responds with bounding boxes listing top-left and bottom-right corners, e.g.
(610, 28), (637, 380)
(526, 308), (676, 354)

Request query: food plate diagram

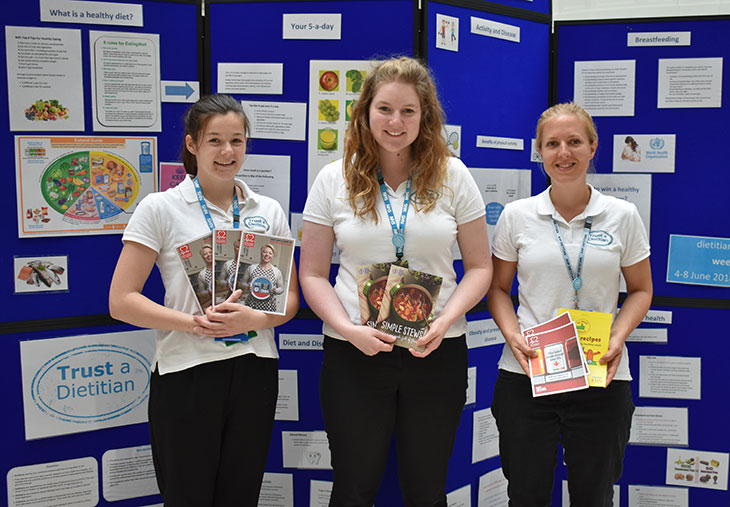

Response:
(40, 151), (140, 222)
(16, 136), (156, 237)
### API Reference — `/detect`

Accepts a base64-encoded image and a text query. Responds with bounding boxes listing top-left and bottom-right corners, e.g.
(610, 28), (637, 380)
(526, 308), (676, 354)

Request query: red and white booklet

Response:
(522, 313), (589, 397)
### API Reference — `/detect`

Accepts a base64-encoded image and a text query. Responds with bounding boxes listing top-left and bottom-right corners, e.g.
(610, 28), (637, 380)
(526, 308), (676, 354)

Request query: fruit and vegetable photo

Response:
(318, 100), (340, 122)
(346, 69), (366, 92)
(319, 70), (339, 91)
(318, 129), (337, 151)
(25, 99), (69, 121)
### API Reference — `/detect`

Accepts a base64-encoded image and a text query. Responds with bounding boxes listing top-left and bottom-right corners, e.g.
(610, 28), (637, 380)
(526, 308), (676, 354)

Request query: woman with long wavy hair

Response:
(300, 57), (492, 506)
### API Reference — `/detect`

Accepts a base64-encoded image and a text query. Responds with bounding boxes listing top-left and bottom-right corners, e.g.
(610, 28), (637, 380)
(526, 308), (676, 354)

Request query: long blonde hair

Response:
(344, 57), (450, 222)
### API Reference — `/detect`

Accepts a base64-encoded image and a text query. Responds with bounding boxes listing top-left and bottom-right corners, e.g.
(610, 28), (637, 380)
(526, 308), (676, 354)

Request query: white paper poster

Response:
(276, 369), (299, 421)
(282, 431), (332, 469)
(14, 255), (69, 293)
(629, 406), (688, 446)
(574, 60), (636, 117)
(627, 32), (691, 47)
(310, 480), (333, 507)
(242, 101), (306, 141)
(466, 366), (477, 405)
(5, 26), (85, 131)
(436, 14), (459, 52)
(90, 30), (161, 131)
(40, 0), (143, 26)
(20, 330), (155, 439)
(658, 57), (723, 108)
(282, 13), (341, 40)
(307, 60), (373, 188)
(613, 134), (676, 173)
(628, 484), (688, 507)
(7, 457), (99, 507)
(586, 173), (651, 234)
(468, 168), (532, 245)
(478, 468), (508, 507)
(639, 356), (701, 400)
(218, 62), (283, 94)
(444, 124), (462, 157)
(467, 318), (505, 349)
(15, 135), (157, 237)
(471, 16), (520, 43)
(447, 484), (471, 507)
(237, 153), (291, 216)
(626, 328), (668, 344)
(666, 448), (728, 490)
(472, 407), (499, 463)
(102, 445), (159, 502)
(259, 472), (294, 507)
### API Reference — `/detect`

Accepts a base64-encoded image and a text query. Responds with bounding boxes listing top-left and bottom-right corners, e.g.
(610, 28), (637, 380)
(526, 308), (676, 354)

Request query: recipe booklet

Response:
(355, 260), (408, 328)
(174, 231), (215, 315)
(375, 264), (442, 352)
(558, 308), (613, 388)
(523, 314), (589, 397)
(228, 231), (296, 316)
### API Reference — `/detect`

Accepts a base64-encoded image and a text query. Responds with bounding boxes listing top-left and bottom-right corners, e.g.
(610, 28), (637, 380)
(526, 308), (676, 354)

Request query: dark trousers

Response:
(491, 370), (634, 507)
(319, 335), (468, 507)
(148, 354), (278, 507)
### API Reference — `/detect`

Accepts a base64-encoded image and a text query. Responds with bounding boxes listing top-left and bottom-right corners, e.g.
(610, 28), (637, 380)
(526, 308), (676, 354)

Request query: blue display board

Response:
(556, 18), (730, 507)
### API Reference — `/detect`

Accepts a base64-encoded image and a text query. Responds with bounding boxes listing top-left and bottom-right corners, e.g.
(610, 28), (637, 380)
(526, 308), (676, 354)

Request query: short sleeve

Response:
(303, 162), (338, 227)
(122, 194), (163, 253)
(449, 158), (486, 225)
(620, 204), (650, 267)
(491, 203), (519, 262)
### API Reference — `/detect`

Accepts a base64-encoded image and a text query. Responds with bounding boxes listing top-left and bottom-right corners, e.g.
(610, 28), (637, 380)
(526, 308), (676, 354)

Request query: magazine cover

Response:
(356, 260), (408, 328)
(230, 231), (295, 315)
(174, 231), (214, 314)
(212, 229), (244, 305)
(375, 264), (442, 352)
(558, 309), (613, 388)
(523, 319), (589, 397)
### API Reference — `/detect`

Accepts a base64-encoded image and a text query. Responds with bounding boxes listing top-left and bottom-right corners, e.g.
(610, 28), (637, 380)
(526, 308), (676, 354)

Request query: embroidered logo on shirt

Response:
(243, 216), (270, 232)
(588, 230), (613, 246)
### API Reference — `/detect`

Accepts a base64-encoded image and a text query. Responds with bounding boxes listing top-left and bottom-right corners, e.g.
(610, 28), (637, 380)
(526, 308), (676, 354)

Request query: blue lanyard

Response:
(551, 216), (592, 309)
(379, 173), (411, 260)
(192, 176), (239, 231)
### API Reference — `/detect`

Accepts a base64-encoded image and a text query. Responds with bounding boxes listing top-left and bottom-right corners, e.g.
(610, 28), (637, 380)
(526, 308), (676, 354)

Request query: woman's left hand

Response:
(411, 318), (450, 358)
(599, 336), (624, 386)
(193, 290), (263, 337)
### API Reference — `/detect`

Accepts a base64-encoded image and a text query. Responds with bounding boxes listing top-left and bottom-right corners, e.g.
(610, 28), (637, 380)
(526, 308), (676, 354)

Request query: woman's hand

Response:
(343, 325), (396, 356)
(600, 336), (624, 386)
(411, 317), (450, 358)
(505, 330), (537, 376)
(193, 290), (263, 337)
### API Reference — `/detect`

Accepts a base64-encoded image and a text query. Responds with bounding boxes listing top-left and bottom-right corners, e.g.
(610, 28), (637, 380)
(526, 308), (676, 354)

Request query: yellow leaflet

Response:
(558, 309), (612, 388)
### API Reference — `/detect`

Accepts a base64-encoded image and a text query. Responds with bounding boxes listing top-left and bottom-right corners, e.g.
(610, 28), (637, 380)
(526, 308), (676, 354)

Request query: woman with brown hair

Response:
(300, 57), (492, 506)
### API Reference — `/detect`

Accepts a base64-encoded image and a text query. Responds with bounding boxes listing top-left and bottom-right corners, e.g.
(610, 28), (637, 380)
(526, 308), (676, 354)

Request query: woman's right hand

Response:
(344, 325), (396, 356)
(505, 330), (537, 376)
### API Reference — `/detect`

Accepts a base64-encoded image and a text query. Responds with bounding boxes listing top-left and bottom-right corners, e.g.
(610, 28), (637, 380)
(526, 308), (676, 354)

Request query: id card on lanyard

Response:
(379, 173), (411, 260)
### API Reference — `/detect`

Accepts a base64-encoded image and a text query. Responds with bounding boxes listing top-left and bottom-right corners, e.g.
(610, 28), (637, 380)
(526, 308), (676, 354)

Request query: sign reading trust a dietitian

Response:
(20, 330), (155, 440)
(667, 235), (730, 287)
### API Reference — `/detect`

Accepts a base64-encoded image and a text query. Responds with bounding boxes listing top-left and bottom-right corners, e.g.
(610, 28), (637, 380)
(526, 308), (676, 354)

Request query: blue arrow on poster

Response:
(667, 234), (730, 287)
(161, 81), (199, 103)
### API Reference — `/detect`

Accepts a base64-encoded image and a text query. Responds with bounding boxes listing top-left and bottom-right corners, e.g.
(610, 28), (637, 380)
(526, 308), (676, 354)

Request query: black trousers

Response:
(491, 370), (634, 507)
(148, 354), (278, 507)
(319, 335), (468, 507)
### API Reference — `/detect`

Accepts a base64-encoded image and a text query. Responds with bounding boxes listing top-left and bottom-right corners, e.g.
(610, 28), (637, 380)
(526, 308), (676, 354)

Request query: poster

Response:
(574, 60), (636, 117)
(666, 448), (728, 490)
(436, 14), (459, 52)
(89, 30), (161, 131)
(307, 59), (373, 189)
(15, 135), (157, 237)
(14, 255), (69, 293)
(20, 330), (155, 440)
(237, 154), (291, 216)
(612, 134), (676, 173)
(5, 26), (84, 131)
(658, 57), (723, 108)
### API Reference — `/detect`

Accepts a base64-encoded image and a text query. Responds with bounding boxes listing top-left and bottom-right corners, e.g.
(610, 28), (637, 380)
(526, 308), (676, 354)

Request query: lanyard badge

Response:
(551, 216), (592, 309)
(379, 173), (411, 260)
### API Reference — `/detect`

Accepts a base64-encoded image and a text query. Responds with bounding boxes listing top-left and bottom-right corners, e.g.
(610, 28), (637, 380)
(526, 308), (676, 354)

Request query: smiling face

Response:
(200, 245), (213, 265)
(368, 81), (422, 160)
(537, 113), (597, 186)
(185, 112), (246, 185)
(260, 245), (274, 264)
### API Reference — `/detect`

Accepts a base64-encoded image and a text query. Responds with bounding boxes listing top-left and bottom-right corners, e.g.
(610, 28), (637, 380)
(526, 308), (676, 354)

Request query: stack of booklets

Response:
(356, 262), (442, 352)
(174, 228), (295, 323)
(523, 309), (612, 397)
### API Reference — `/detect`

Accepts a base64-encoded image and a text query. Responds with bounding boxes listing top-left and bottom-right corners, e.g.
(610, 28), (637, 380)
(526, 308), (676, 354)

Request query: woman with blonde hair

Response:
(488, 102), (652, 506)
(300, 56), (492, 506)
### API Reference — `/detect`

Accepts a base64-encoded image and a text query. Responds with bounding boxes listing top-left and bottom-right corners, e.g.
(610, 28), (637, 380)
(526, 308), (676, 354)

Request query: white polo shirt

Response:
(122, 175), (291, 375)
(491, 185), (650, 380)
(303, 157), (486, 341)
